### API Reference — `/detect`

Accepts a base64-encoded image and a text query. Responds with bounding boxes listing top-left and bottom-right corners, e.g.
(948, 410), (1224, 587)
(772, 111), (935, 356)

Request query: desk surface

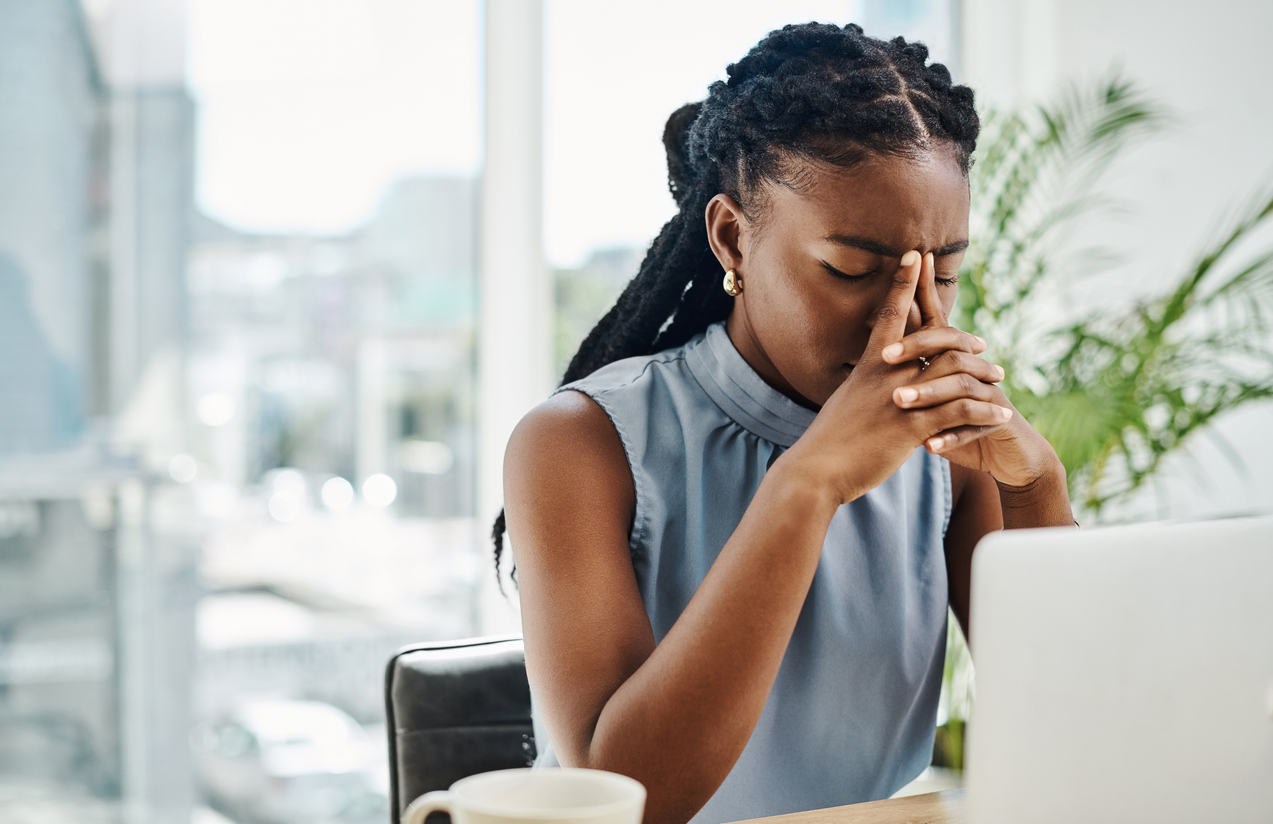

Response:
(729, 789), (965, 824)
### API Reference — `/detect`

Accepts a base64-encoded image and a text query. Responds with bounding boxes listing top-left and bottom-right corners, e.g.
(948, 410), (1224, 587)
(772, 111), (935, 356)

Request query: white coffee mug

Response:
(402, 767), (645, 824)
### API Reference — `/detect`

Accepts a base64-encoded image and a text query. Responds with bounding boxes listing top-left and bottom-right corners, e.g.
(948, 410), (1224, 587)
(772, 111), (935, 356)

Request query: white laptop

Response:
(966, 515), (1273, 824)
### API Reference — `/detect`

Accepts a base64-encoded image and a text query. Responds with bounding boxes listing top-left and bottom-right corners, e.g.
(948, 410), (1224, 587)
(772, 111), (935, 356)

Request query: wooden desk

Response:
(729, 789), (965, 824)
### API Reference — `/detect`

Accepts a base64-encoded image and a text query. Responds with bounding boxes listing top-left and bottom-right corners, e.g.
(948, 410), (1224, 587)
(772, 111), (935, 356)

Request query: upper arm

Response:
(943, 463), (1003, 641)
(502, 390), (656, 764)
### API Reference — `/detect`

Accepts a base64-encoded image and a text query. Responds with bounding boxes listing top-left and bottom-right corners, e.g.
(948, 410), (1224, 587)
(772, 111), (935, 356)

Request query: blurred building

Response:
(186, 175), (479, 519)
(182, 174), (485, 824)
(0, 2), (197, 823)
(0, 0), (103, 454)
(552, 245), (642, 378)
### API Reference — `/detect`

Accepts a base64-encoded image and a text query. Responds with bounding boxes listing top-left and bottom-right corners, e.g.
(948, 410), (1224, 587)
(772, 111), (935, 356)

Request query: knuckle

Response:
(957, 373), (980, 394)
(875, 304), (903, 322)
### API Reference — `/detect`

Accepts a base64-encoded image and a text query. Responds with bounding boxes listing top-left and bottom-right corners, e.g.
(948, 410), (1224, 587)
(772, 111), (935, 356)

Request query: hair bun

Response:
(663, 101), (703, 208)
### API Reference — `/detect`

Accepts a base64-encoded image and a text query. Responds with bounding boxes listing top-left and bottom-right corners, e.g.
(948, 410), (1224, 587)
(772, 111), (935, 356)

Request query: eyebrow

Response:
(825, 234), (970, 257)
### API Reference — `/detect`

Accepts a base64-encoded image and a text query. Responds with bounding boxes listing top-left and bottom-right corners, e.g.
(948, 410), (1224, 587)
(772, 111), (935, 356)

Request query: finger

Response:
(916, 252), (949, 329)
(882, 327), (989, 364)
(925, 424), (999, 454)
(893, 373), (1003, 409)
(864, 250), (923, 357)
(911, 398), (1013, 441)
(915, 349), (1004, 383)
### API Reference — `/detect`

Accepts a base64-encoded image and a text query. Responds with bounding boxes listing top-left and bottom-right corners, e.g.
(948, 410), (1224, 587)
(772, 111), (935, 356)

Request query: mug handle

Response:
(402, 791), (454, 824)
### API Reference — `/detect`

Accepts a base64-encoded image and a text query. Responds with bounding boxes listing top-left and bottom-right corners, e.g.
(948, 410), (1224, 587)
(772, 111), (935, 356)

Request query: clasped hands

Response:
(789, 248), (1061, 505)
(876, 249), (1051, 489)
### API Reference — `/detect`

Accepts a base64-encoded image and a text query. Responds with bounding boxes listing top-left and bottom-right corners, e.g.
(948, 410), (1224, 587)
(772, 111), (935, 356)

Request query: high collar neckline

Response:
(685, 322), (818, 447)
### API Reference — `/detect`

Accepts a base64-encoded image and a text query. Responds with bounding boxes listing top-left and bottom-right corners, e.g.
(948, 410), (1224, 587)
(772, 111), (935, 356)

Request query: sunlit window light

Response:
(362, 474), (397, 508)
(321, 477), (354, 510)
(401, 440), (453, 475)
(197, 392), (236, 427)
(168, 454), (198, 484)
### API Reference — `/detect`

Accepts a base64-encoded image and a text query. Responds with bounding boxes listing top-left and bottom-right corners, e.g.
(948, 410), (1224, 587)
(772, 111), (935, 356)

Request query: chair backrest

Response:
(384, 635), (536, 823)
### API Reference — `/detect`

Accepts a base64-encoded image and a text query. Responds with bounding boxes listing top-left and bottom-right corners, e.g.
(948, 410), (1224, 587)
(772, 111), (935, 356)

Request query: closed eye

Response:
(822, 259), (959, 286)
(820, 260), (872, 282)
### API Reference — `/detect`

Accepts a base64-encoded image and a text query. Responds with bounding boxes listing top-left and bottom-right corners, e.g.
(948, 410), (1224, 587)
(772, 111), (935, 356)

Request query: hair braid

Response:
(492, 21), (980, 587)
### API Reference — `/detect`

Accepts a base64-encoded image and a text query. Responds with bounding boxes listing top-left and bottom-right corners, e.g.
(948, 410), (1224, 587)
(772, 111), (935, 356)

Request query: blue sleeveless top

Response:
(530, 322), (951, 824)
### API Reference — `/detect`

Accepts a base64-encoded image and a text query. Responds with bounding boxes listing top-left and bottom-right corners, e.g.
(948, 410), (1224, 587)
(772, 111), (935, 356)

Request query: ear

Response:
(704, 194), (748, 272)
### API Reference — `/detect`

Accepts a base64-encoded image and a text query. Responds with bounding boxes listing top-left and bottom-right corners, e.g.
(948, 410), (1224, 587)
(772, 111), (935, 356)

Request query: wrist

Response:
(989, 428), (1064, 489)
(995, 455), (1065, 495)
(767, 447), (849, 515)
(996, 456), (1072, 527)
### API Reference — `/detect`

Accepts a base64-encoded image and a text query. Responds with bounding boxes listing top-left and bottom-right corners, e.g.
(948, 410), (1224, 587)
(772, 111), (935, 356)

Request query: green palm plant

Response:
(956, 73), (1273, 516)
(935, 74), (1273, 774)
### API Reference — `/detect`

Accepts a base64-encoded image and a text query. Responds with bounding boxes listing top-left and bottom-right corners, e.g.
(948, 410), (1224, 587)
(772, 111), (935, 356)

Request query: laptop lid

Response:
(966, 516), (1273, 824)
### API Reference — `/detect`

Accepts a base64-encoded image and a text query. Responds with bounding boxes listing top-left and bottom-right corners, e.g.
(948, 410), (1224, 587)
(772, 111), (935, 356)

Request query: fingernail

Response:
(997, 406), (1013, 421)
(897, 387), (919, 404)
(882, 343), (903, 361)
(928, 436), (945, 451)
(900, 250), (919, 267)
(995, 365), (1006, 380)
(974, 336), (987, 348)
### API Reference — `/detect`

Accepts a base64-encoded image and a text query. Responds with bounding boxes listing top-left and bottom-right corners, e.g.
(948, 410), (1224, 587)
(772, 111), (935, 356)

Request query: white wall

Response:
(477, 0), (552, 633)
(964, 0), (1273, 520)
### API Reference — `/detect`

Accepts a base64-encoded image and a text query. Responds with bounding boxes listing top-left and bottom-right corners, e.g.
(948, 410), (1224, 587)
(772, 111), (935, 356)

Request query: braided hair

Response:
(492, 22), (980, 585)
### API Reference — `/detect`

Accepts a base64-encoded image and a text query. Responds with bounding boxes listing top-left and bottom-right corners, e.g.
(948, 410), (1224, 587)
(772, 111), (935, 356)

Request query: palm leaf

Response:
(960, 72), (1273, 518)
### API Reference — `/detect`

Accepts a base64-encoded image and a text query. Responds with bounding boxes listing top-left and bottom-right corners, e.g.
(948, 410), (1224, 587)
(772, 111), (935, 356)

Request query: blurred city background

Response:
(1, 0), (1270, 823)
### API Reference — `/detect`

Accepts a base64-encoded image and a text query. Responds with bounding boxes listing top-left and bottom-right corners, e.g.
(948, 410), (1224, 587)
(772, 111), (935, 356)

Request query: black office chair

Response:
(384, 635), (537, 824)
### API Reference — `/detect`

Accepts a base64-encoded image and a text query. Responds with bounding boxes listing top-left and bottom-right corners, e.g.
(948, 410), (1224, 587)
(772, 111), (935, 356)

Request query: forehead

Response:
(762, 147), (970, 250)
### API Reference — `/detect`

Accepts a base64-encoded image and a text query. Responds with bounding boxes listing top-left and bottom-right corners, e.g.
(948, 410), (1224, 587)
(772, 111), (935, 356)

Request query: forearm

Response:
(996, 456), (1073, 529)
(574, 461), (839, 824)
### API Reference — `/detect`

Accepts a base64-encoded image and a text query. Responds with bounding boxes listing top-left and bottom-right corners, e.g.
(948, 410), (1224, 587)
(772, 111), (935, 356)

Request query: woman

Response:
(497, 22), (1073, 824)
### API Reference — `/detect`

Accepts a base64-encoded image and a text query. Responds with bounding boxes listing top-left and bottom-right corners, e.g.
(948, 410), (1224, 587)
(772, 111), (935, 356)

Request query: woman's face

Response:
(719, 146), (970, 409)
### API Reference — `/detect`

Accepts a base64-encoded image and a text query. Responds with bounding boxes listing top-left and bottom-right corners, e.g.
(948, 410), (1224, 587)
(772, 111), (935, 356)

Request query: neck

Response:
(724, 308), (820, 411)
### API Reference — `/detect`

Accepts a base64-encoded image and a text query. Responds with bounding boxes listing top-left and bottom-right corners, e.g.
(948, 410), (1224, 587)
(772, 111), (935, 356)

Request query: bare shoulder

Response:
(946, 460), (1002, 539)
(948, 460), (995, 509)
(507, 389), (627, 466)
(503, 390), (636, 557)
(944, 460), (1003, 637)
(948, 460), (971, 502)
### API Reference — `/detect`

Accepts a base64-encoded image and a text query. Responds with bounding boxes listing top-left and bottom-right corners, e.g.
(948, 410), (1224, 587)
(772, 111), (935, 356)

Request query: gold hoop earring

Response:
(723, 268), (742, 296)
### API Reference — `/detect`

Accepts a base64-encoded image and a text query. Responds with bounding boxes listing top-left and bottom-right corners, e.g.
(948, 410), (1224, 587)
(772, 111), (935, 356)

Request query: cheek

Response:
(941, 288), (958, 321)
(752, 267), (874, 357)
(756, 265), (843, 338)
